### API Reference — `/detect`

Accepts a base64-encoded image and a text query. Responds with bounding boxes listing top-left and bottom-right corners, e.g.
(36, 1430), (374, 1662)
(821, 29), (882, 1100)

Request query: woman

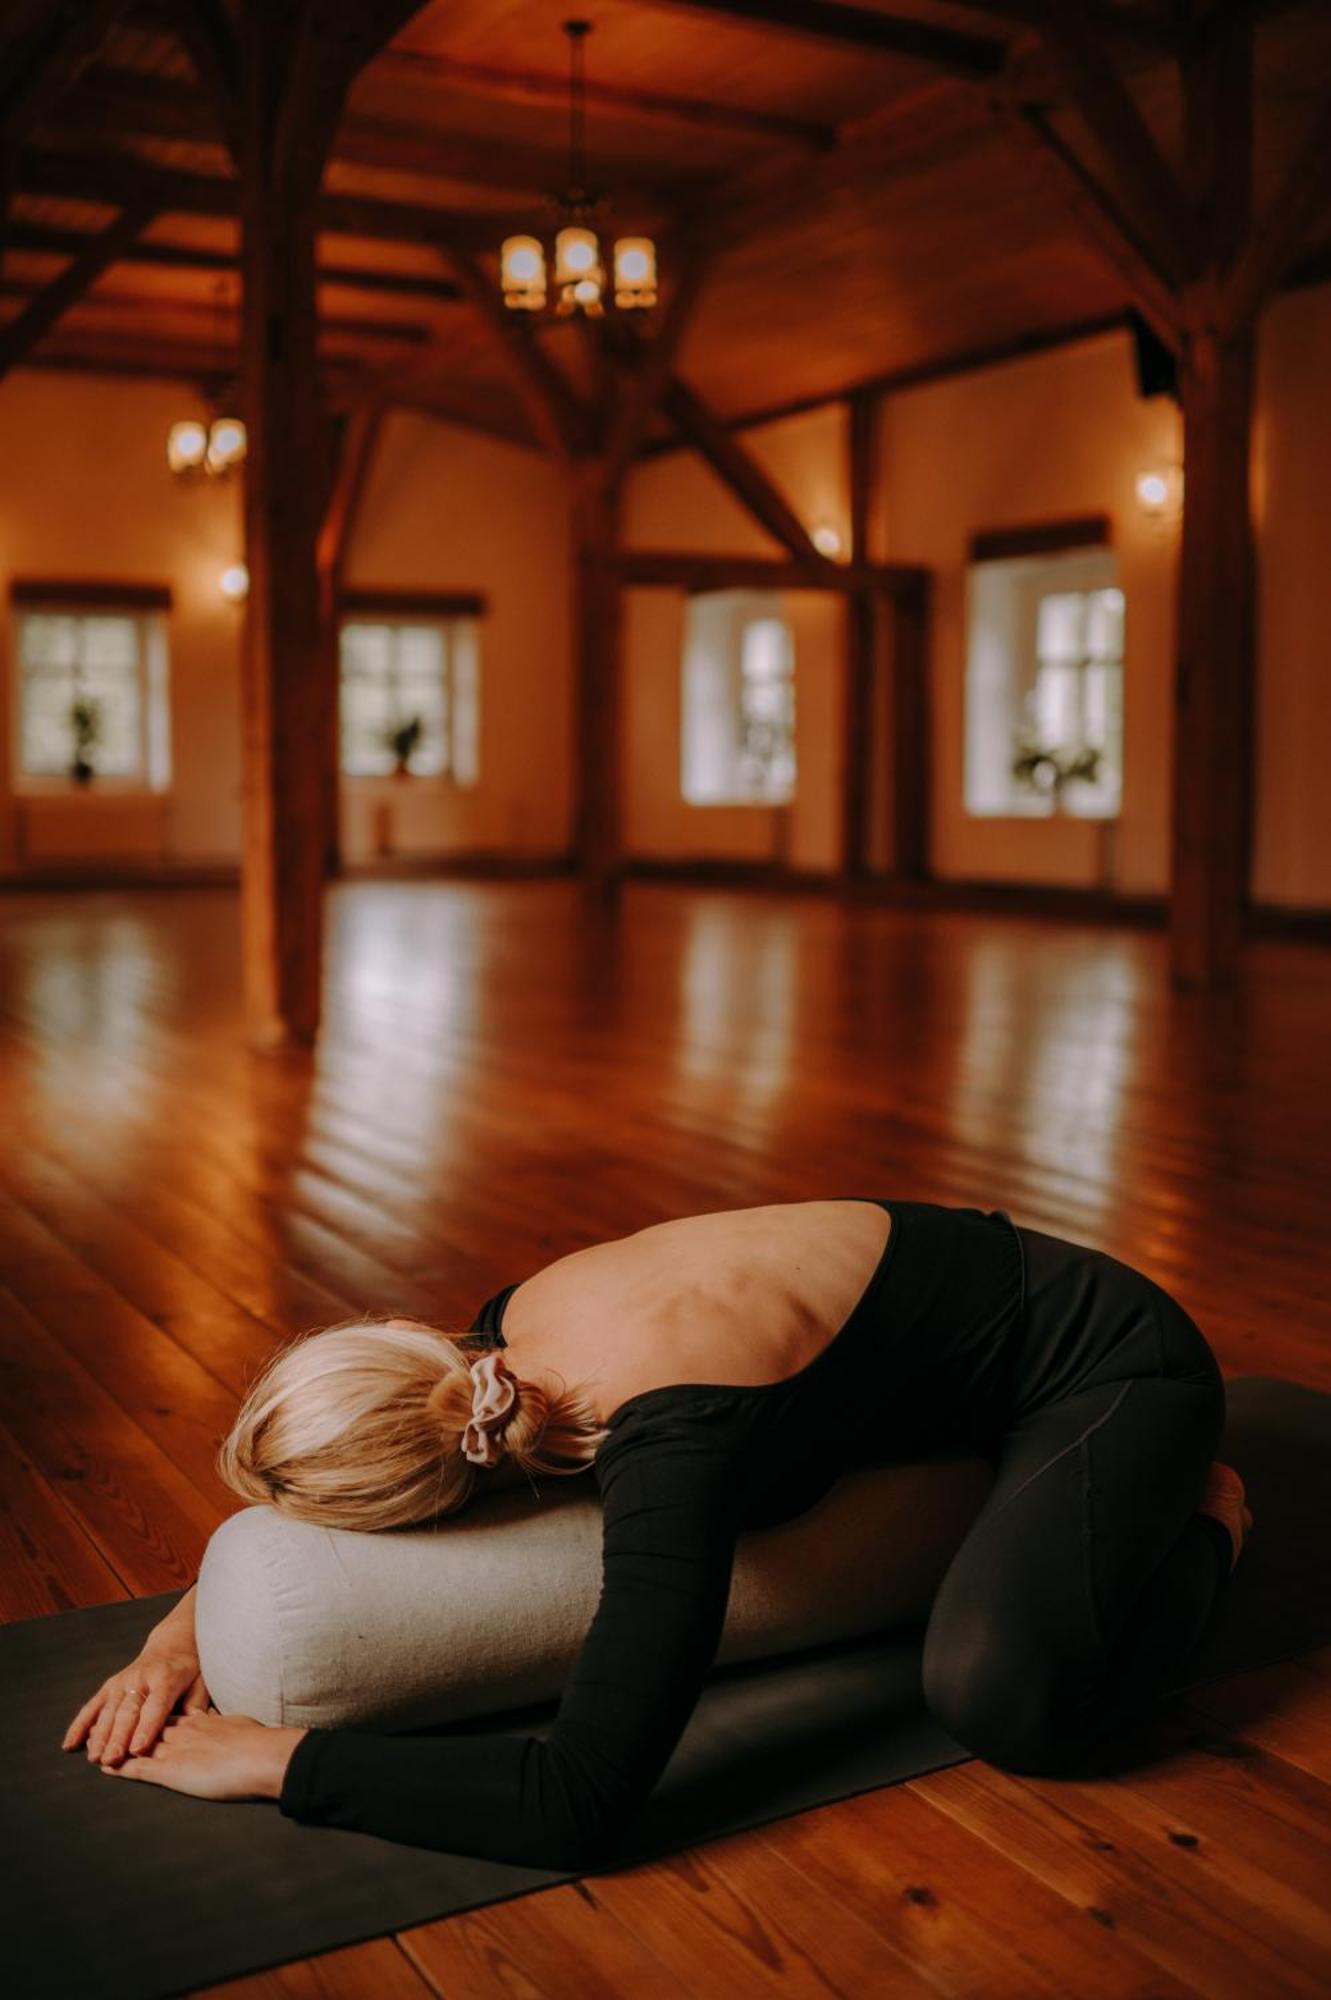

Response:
(64, 1198), (1251, 1870)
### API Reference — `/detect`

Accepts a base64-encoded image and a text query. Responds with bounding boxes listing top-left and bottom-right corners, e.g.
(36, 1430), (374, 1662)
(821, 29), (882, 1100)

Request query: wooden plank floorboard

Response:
(1, 882), (1328, 1998)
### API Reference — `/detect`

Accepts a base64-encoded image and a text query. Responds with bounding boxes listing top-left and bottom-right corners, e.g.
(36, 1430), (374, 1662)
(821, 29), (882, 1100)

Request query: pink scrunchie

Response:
(459, 1351), (518, 1467)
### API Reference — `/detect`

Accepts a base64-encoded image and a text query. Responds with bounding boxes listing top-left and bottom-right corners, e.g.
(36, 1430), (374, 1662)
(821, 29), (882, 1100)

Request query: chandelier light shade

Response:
(501, 234), (548, 311)
(166, 419), (209, 474)
(613, 236), (658, 310)
(205, 416), (247, 475)
(498, 20), (657, 321)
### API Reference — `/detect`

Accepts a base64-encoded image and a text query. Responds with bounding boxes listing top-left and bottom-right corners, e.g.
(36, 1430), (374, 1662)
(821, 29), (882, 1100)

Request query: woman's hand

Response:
(98, 1711), (308, 1802)
(63, 1640), (211, 1768)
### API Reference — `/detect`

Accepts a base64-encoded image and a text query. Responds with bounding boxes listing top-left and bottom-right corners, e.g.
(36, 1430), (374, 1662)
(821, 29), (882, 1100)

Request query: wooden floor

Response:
(4, 878), (1331, 1999)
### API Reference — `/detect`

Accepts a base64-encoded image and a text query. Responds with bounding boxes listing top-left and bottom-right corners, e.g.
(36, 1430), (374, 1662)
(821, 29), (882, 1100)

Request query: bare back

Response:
(498, 1199), (892, 1426)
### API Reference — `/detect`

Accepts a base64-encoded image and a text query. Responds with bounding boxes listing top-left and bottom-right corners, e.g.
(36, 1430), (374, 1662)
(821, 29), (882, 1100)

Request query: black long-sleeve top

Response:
(277, 1200), (1022, 1868)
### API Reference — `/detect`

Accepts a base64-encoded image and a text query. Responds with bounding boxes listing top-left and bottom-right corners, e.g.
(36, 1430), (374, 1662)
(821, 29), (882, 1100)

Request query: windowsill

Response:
(14, 781), (172, 800)
(681, 797), (794, 811)
(964, 805), (1121, 823)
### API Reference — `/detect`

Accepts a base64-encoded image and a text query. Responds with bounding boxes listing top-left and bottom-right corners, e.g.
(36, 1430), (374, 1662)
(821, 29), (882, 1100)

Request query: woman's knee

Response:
(921, 1615), (1090, 1776)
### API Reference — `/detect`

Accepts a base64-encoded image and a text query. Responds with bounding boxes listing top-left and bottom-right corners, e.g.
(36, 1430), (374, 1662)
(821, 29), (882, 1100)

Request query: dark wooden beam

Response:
(61, 67), (706, 205)
(0, 198), (157, 379)
(1221, 89), (1331, 335)
(614, 550), (925, 596)
(13, 148), (542, 253)
(443, 247), (595, 458)
(601, 241), (711, 500)
(1030, 8), (1195, 287)
(841, 391), (877, 879)
(571, 471), (623, 899)
(1169, 7), (1257, 988)
(0, 0), (133, 142)
(987, 87), (1181, 349)
(885, 573), (932, 882)
(316, 404), (384, 879)
(663, 376), (825, 561)
(3, 219), (463, 301)
(650, 0), (1007, 78)
(374, 45), (834, 153)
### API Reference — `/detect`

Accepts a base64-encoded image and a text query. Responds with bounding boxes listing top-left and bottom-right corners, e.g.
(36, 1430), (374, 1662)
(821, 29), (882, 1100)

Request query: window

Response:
(964, 543), (1123, 819)
(681, 590), (796, 806)
(13, 600), (170, 790)
(338, 614), (479, 781)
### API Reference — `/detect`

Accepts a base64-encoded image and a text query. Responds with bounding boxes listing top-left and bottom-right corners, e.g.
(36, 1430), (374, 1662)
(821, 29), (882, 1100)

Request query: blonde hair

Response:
(216, 1316), (608, 1531)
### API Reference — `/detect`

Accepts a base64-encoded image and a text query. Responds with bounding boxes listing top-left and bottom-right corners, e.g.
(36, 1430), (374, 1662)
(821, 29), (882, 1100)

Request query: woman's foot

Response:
(1196, 1460), (1253, 1573)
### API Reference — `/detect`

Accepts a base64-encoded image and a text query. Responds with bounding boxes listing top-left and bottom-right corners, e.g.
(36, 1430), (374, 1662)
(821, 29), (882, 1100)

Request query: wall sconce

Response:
(219, 563), (250, 602)
(1134, 463), (1183, 524)
(811, 521), (844, 558)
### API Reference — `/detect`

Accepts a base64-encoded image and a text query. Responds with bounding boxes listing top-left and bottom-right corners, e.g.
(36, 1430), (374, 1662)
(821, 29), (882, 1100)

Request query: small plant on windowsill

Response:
(1011, 736), (1101, 805)
(386, 715), (424, 777)
(68, 695), (104, 787)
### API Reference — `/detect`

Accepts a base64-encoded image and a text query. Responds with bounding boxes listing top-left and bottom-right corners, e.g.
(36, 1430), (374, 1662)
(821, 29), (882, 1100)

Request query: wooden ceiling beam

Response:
(646, 0), (1006, 78)
(991, 91), (1181, 349)
(372, 46), (834, 153)
(662, 375), (828, 562)
(443, 245), (596, 458)
(3, 220), (463, 301)
(0, 196), (158, 381)
(601, 240), (712, 499)
(948, 2), (1179, 56)
(59, 67), (704, 205)
(1029, 7), (1196, 287)
(0, 277), (434, 349)
(0, 0), (135, 142)
(1220, 88), (1331, 334)
(13, 147), (541, 251)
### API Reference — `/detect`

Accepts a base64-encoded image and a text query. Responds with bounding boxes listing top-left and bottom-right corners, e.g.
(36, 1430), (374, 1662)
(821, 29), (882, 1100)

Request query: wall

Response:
(0, 371), (245, 872)
(341, 412), (572, 863)
(0, 378), (571, 874)
(877, 327), (1181, 894)
(622, 403), (847, 873)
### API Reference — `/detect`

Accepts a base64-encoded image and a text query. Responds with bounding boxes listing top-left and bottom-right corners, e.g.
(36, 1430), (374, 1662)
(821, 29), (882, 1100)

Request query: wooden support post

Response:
(1170, 321), (1255, 988)
(234, 3), (338, 1047)
(1171, 6), (1255, 989)
(571, 468), (623, 900)
(885, 574), (932, 882)
(841, 390), (877, 879)
(316, 405), (384, 879)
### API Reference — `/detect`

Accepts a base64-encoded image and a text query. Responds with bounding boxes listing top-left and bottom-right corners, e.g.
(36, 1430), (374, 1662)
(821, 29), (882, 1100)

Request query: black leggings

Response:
(920, 1225), (1231, 1775)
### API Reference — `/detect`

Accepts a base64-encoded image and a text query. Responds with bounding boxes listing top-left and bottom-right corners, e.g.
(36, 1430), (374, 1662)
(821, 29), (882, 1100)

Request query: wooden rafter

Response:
(59, 68), (707, 207)
(1221, 88), (1331, 334)
(0, 197), (158, 379)
(649, 0), (1007, 77)
(373, 46), (834, 153)
(988, 85), (1181, 349)
(13, 147), (541, 254)
(1031, 5), (1196, 287)
(663, 376), (826, 562)
(4, 220), (462, 301)
(0, 0), (133, 142)
(444, 246), (595, 458)
(601, 241), (712, 498)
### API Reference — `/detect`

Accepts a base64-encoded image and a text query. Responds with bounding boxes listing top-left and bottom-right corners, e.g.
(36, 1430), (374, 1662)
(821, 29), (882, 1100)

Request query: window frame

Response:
(336, 591), (484, 786)
(962, 524), (1124, 824)
(679, 587), (798, 809)
(9, 580), (173, 797)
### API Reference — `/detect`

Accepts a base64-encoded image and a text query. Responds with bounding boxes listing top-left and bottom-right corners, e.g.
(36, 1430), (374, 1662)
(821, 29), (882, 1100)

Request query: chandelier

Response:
(500, 20), (657, 318)
(166, 279), (248, 479)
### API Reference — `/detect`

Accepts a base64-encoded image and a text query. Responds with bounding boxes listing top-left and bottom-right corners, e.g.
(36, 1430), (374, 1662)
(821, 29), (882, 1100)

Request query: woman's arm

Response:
(277, 1405), (744, 1870)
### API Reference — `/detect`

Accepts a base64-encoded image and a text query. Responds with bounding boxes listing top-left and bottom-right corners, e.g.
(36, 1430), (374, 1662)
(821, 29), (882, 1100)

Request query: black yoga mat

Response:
(3, 1374), (1328, 2000)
